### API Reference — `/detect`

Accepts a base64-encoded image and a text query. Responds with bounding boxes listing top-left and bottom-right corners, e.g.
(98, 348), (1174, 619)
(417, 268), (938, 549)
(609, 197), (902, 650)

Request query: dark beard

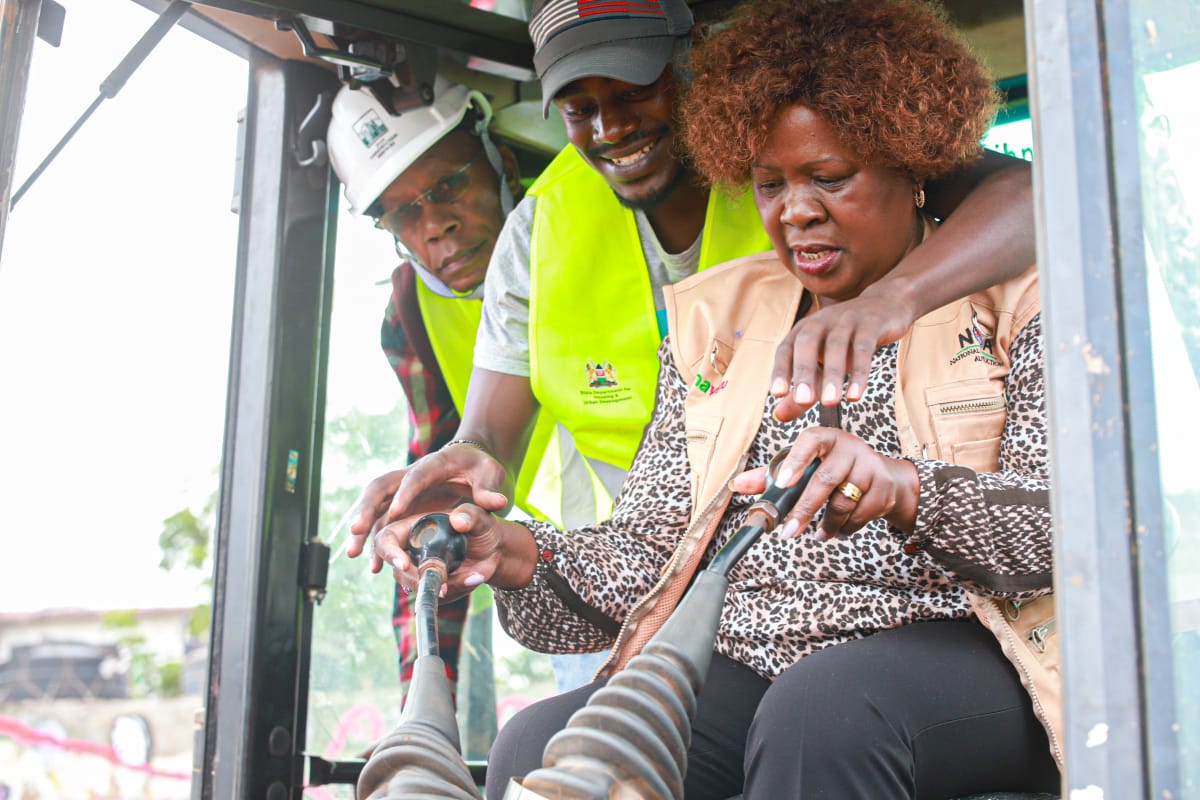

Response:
(612, 165), (688, 212)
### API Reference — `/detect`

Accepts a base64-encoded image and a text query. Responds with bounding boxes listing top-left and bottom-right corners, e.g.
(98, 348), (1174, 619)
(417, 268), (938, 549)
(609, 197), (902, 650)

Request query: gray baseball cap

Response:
(529, 0), (694, 118)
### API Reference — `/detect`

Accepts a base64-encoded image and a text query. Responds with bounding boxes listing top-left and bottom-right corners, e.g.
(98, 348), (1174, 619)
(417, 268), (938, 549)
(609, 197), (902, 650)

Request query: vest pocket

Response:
(949, 438), (1003, 473)
(685, 414), (723, 505)
(924, 379), (1007, 469)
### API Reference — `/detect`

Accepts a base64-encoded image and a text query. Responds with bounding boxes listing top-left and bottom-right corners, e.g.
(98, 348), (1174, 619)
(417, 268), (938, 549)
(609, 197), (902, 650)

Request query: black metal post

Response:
(199, 51), (338, 800)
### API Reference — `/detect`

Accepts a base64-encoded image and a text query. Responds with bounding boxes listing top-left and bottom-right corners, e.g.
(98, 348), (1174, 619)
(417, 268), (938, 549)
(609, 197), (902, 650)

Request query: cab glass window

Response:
(1129, 0), (1200, 791)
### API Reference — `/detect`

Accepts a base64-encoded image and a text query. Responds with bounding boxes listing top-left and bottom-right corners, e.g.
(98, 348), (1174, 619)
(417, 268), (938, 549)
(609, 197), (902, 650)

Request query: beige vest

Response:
(600, 251), (1062, 768)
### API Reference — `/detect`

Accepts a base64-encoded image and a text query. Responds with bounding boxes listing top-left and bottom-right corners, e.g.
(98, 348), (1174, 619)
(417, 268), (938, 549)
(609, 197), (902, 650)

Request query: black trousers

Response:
(486, 619), (1060, 799)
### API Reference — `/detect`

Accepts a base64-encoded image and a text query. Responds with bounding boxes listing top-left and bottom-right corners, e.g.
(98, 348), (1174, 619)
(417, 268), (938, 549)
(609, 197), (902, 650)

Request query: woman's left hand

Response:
(731, 427), (921, 541)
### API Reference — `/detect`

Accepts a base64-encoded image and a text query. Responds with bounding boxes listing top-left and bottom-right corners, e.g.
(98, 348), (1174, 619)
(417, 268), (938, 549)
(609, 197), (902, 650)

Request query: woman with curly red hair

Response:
(386, 1), (1061, 796)
(680, 0), (1000, 203)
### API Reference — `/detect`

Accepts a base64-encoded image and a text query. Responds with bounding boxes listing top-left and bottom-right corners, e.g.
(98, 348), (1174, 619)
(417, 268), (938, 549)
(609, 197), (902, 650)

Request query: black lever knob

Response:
(406, 513), (468, 576)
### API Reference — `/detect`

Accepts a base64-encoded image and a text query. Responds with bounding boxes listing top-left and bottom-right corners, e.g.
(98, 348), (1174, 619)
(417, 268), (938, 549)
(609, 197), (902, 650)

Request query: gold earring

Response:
(914, 188), (926, 209)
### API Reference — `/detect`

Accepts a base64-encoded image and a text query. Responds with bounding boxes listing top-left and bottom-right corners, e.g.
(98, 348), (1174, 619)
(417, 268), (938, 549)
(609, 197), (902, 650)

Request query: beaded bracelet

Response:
(441, 437), (492, 456)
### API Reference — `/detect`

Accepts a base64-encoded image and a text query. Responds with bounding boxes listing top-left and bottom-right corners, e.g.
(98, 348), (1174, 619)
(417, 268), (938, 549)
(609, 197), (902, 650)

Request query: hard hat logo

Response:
(353, 109), (388, 149)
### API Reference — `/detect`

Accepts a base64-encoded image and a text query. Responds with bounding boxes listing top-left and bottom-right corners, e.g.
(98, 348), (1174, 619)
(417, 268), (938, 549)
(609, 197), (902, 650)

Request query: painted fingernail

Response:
(464, 573), (486, 588)
(775, 466), (794, 488)
(771, 377), (788, 396)
(782, 518), (801, 539)
(847, 382), (862, 401)
(814, 528), (829, 542)
(822, 382), (839, 404)
(794, 383), (813, 404)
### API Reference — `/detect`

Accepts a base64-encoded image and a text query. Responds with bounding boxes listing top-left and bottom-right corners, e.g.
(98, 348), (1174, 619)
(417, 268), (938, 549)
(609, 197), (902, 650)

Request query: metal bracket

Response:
(304, 754), (365, 787)
(274, 17), (438, 114)
(275, 17), (390, 80)
(294, 90), (331, 169)
(360, 40), (439, 113)
(36, 0), (65, 47)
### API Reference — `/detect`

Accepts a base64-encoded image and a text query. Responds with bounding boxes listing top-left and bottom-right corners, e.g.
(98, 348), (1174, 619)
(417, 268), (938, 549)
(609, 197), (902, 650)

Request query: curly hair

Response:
(679, 0), (999, 188)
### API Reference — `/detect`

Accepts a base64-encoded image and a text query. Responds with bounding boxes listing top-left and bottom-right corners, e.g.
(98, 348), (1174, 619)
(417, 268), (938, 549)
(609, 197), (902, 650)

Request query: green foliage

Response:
(159, 661), (184, 697)
(188, 603), (212, 639)
(496, 646), (555, 694)
(320, 403), (410, 477)
(158, 490), (217, 572)
(101, 609), (140, 629)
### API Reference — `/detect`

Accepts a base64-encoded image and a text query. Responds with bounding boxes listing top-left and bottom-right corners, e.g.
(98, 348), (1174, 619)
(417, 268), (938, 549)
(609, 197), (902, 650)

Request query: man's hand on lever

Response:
(386, 440), (511, 527)
(346, 462), (485, 574)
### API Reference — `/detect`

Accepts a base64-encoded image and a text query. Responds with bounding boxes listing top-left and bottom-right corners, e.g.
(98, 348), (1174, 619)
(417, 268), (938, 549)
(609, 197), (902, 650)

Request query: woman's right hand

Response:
(376, 503), (536, 602)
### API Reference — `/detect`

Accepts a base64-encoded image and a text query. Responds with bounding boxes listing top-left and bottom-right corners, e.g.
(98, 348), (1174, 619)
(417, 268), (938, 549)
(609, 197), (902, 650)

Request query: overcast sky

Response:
(0, 0), (398, 614)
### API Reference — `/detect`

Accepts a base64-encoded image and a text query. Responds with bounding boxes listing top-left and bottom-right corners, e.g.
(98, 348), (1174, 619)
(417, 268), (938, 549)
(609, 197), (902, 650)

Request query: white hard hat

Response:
(327, 76), (495, 216)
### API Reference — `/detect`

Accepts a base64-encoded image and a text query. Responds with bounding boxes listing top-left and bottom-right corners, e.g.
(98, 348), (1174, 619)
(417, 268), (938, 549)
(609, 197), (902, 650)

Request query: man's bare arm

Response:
(385, 368), (541, 520)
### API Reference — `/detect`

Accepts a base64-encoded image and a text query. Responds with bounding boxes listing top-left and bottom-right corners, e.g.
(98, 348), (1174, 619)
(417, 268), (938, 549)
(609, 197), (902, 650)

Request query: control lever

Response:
(356, 513), (481, 800)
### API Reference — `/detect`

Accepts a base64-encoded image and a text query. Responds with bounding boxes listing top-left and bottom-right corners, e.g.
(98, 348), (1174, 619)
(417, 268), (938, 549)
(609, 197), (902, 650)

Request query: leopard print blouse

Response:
(494, 315), (1050, 680)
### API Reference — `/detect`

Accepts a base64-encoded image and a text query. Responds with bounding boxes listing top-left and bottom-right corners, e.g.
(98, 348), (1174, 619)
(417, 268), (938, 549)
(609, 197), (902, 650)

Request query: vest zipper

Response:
(597, 466), (741, 677)
(984, 597), (1064, 765)
(935, 395), (1006, 416)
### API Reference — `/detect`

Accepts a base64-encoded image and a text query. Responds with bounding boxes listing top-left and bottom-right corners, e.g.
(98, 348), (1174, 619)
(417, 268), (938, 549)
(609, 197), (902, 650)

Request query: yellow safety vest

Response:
(526, 145), (773, 472)
(415, 280), (562, 525)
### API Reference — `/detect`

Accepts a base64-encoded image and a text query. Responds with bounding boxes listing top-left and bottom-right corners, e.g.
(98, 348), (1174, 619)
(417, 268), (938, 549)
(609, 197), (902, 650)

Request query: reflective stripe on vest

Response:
(526, 145), (772, 471)
(415, 280), (571, 526)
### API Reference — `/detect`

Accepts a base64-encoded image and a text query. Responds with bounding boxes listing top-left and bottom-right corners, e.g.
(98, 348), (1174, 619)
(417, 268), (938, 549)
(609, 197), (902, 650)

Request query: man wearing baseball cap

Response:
(531, 0), (694, 116)
(354, 0), (1037, 716)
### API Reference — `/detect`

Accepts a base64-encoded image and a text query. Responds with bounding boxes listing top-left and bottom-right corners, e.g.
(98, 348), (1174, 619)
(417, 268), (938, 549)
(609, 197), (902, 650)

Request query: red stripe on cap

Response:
(531, 0), (666, 49)
(580, 10), (665, 16)
(578, 1), (664, 13)
(578, 0), (662, 7)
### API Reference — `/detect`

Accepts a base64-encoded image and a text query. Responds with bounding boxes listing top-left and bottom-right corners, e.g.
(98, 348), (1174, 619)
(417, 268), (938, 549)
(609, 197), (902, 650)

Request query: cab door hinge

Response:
(300, 538), (331, 604)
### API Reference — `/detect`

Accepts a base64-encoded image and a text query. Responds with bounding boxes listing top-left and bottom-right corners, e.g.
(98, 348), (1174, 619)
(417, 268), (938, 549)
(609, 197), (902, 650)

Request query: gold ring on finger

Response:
(837, 481), (864, 503)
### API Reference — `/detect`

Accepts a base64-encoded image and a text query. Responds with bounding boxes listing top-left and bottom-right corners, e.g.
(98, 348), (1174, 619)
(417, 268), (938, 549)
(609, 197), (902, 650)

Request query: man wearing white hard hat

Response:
(330, 77), (602, 699)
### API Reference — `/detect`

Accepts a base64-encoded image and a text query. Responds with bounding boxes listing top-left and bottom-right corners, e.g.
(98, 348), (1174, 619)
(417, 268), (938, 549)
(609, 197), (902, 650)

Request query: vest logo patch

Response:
(580, 359), (634, 407)
(586, 360), (619, 388)
(694, 373), (729, 396)
(950, 311), (999, 366)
